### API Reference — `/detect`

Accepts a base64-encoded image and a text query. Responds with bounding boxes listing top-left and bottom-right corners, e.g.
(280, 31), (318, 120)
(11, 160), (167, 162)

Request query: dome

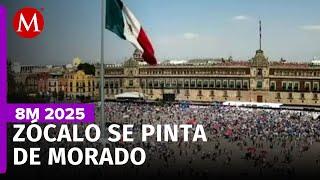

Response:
(124, 58), (139, 67)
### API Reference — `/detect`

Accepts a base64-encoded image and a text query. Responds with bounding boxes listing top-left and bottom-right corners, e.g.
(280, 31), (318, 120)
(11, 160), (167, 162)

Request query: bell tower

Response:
(250, 21), (270, 102)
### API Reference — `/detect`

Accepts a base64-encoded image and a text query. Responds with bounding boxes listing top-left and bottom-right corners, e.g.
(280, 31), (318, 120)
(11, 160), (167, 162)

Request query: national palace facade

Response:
(98, 49), (320, 106)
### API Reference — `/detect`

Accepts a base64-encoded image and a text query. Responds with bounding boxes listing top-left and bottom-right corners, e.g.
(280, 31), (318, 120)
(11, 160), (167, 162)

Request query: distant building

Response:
(64, 70), (95, 98)
(310, 60), (320, 66)
(47, 73), (63, 94)
(20, 65), (50, 74)
(11, 61), (21, 73)
(25, 72), (49, 94)
(37, 73), (49, 94)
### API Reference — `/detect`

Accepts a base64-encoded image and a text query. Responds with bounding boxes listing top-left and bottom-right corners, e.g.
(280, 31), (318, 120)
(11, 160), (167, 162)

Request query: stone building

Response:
(25, 72), (49, 94)
(96, 49), (320, 106)
(64, 70), (95, 98)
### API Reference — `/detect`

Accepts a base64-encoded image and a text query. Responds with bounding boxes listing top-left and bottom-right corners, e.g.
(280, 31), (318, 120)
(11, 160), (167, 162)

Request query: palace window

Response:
(223, 80), (228, 88)
(313, 82), (319, 92)
(288, 93), (293, 99)
(197, 80), (202, 88)
(288, 82), (293, 91)
(276, 92), (281, 99)
(171, 80), (177, 88)
(165, 80), (170, 88)
(270, 81), (276, 91)
(236, 81), (242, 89)
(282, 82), (287, 91)
(223, 91), (228, 97)
(197, 90), (202, 96)
(190, 80), (196, 88)
(229, 80), (235, 89)
(294, 82), (299, 91)
(129, 80), (133, 87)
(203, 80), (209, 88)
(154, 80), (159, 88)
(216, 80), (221, 88)
(160, 80), (164, 88)
(184, 80), (189, 88)
(257, 68), (263, 76)
(140, 80), (145, 88)
(185, 89), (190, 96)
(313, 93), (318, 100)
(305, 82), (311, 92)
(148, 80), (153, 88)
(209, 80), (215, 88)
(257, 81), (263, 89)
(243, 81), (249, 89)
(210, 90), (214, 97)
(177, 80), (183, 88)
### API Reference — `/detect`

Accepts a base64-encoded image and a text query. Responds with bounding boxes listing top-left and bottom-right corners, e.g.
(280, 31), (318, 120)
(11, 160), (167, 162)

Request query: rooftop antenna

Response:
(259, 20), (262, 50)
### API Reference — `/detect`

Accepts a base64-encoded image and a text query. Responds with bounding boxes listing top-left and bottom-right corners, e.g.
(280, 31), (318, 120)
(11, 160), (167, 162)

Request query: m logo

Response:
(13, 7), (44, 38)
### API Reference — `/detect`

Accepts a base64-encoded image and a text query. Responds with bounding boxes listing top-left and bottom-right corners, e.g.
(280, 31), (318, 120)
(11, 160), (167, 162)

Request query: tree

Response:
(77, 63), (95, 75)
(58, 90), (65, 101)
(7, 60), (16, 101)
(7, 60), (31, 102)
(52, 91), (58, 102)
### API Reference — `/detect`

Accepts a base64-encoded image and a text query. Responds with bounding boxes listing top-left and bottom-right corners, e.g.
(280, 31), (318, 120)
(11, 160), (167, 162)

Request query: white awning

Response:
(222, 101), (283, 108)
(114, 92), (145, 99)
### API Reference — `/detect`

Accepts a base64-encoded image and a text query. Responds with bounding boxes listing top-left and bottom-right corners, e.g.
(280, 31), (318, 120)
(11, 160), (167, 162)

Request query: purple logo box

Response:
(0, 6), (95, 174)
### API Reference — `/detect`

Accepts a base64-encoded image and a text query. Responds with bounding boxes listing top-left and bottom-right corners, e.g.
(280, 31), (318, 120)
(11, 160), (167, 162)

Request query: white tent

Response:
(222, 101), (283, 108)
(114, 92), (145, 99)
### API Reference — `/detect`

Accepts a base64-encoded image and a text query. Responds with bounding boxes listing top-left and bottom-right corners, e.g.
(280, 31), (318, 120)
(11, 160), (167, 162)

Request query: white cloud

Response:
(182, 33), (199, 40)
(301, 25), (320, 31)
(232, 15), (250, 21)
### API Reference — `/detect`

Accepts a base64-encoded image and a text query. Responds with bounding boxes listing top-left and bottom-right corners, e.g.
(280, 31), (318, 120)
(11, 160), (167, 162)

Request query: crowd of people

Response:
(103, 102), (320, 177)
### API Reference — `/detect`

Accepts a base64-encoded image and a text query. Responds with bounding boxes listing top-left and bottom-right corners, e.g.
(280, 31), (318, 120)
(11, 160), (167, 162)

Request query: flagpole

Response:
(100, 0), (105, 138)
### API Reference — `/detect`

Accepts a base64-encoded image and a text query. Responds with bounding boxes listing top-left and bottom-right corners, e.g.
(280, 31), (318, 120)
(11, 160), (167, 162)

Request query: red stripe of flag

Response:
(137, 28), (157, 65)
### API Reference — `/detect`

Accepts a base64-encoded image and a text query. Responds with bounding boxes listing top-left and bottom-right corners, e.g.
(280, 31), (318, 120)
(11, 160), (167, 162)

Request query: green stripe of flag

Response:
(105, 0), (126, 40)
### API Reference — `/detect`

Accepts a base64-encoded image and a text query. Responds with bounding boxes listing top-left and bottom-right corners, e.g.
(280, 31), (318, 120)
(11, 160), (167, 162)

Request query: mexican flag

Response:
(105, 0), (157, 65)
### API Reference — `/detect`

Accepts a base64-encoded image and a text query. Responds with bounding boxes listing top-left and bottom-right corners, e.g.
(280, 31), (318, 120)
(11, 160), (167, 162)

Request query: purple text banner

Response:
(6, 104), (95, 123)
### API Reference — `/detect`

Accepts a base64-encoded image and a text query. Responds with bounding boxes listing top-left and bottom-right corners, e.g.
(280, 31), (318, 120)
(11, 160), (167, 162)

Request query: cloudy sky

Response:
(2, 0), (320, 65)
